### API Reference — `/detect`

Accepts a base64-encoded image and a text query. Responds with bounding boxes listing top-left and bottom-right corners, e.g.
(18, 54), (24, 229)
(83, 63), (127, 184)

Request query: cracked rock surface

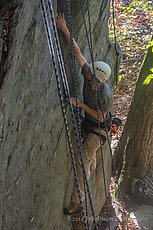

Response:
(0, 1), (118, 229)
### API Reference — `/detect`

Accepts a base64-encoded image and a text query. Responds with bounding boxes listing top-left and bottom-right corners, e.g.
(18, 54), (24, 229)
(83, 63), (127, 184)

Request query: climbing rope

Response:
(78, 1), (111, 228)
(86, 1), (111, 228)
(112, 0), (120, 85)
(66, 1), (98, 228)
(66, 0), (89, 225)
(83, 2), (128, 228)
(40, 1), (89, 229)
(85, 1), (127, 228)
(41, 0), (126, 228)
(42, 0), (99, 229)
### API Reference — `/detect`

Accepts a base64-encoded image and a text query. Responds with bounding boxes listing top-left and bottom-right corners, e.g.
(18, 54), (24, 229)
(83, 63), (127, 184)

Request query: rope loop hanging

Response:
(79, 1), (127, 228)
(40, 0), (126, 228)
(66, 0), (89, 223)
(66, 1), (98, 228)
(78, 1), (111, 228)
(40, 1), (89, 229)
(41, 0), (99, 229)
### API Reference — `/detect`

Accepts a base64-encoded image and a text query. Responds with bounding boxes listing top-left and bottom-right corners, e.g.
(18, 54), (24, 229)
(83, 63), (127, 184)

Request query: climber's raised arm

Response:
(56, 13), (86, 68)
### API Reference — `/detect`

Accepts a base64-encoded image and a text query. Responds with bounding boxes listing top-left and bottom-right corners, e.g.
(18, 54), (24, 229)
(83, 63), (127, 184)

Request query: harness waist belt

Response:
(90, 130), (107, 144)
(86, 119), (108, 129)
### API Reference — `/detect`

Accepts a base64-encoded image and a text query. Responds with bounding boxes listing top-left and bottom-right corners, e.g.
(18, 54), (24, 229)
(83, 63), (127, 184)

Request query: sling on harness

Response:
(81, 112), (112, 144)
(81, 112), (122, 144)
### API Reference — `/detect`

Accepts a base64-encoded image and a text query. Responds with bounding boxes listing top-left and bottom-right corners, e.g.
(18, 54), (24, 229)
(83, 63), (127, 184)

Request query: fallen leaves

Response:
(109, 0), (153, 141)
(105, 1), (153, 229)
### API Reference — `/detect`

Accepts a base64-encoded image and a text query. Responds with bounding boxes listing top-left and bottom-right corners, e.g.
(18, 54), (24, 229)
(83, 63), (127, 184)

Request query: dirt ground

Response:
(98, 190), (153, 230)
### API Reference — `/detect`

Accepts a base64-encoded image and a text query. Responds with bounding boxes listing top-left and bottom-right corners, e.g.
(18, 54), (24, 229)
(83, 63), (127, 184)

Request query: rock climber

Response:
(56, 13), (113, 215)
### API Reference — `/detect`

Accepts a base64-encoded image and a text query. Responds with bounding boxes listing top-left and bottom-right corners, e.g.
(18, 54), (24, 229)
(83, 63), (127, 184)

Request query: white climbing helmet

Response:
(90, 61), (111, 82)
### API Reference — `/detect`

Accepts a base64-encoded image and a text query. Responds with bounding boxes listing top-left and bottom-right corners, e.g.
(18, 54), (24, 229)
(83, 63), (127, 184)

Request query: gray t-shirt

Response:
(81, 62), (112, 124)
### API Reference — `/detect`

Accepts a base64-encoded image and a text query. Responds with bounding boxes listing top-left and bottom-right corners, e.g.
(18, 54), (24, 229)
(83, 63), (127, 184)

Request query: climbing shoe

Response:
(63, 201), (81, 215)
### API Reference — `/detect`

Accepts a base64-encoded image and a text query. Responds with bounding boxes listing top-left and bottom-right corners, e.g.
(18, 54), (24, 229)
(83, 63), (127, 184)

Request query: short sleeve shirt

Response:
(81, 62), (112, 124)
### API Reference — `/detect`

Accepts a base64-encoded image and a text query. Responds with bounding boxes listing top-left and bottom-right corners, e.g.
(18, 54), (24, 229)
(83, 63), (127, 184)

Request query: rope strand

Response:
(79, 1), (111, 228)
(66, 1), (98, 228)
(40, 1), (89, 229)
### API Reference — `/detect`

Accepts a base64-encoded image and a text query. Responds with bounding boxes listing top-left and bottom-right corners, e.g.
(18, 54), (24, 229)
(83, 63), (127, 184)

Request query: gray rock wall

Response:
(0, 1), (117, 229)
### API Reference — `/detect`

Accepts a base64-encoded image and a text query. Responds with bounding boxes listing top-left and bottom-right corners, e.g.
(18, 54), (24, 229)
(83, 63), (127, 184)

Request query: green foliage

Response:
(143, 68), (153, 85)
(122, 0), (152, 13)
(146, 40), (153, 52)
(109, 0), (153, 85)
(143, 40), (153, 85)
(118, 75), (124, 82)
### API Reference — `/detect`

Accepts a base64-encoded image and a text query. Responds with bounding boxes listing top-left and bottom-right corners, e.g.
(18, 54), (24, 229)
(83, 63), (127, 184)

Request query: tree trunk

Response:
(114, 42), (153, 194)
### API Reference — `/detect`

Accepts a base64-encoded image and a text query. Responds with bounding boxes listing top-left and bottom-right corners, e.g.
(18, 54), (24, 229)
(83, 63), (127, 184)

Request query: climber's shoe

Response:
(63, 201), (81, 215)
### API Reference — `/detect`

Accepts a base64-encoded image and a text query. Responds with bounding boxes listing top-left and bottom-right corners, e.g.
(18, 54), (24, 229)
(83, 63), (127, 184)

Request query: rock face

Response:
(131, 205), (153, 229)
(0, 1), (118, 229)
